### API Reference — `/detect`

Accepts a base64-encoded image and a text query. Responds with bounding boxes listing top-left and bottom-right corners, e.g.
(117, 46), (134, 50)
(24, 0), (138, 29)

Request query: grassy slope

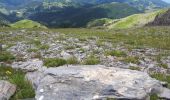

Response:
(108, 9), (167, 29)
(10, 19), (47, 28)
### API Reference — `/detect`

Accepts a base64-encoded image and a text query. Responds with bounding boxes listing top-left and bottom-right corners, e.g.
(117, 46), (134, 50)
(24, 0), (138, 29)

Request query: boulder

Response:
(34, 65), (170, 100)
(12, 59), (45, 72)
(0, 80), (16, 100)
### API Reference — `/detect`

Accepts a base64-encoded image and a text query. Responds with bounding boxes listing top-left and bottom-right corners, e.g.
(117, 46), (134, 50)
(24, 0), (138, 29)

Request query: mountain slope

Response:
(0, 0), (168, 10)
(27, 2), (140, 27)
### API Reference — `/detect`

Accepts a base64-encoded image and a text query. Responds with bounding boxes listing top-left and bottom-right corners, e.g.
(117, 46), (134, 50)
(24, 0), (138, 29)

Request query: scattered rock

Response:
(0, 80), (16, 100)
(158, 88), (170, 99)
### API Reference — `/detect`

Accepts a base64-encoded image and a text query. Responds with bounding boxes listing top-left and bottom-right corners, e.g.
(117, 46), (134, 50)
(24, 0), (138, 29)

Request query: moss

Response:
(44, 58), (67, 67)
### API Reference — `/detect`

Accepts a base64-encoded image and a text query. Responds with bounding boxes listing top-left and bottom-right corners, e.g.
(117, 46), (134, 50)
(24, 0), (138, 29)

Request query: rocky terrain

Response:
(149, 9), (170, 26)
(0, 27), (170, 100)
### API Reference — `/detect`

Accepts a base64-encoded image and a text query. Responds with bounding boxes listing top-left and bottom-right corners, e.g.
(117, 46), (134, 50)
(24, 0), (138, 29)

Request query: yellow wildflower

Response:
(6, 71), (12, 75)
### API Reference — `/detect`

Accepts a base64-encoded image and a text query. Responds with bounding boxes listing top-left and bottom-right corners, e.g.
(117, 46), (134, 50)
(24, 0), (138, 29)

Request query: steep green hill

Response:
(10, 19), (47, 28)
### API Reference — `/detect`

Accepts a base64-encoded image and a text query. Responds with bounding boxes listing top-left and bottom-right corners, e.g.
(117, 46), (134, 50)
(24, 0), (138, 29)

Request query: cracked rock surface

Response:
(33, 65), (170, 100)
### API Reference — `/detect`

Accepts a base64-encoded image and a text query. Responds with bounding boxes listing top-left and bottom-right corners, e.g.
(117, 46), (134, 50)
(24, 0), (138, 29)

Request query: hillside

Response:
(88, 9), (167, 29)
(10, 19), (47, 28)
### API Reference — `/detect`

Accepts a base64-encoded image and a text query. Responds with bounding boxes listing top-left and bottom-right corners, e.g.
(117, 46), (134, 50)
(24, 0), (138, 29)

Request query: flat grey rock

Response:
(34, 65), (169, 100)
(12, 59), (45, 72)
(0, 80), (16, 100)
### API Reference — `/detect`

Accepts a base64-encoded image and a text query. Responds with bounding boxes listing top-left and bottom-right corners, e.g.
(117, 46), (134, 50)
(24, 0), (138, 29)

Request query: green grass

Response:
(39, 44), (50, 50)
(150, 93), (159, 100)
(83, 55), (100, 65)
(129, 66), (141, 71)
(122, 56), (139, 64)
(151, 73), (170, 88)
(87, 18), (113, 28)
(105, 50), (127, 57)
(0, 51), (15, 63)
(158, 63), (168, 69)
(66, 56), (79, 65)
(10, 19), (47, 29)
(0, 66), (35, 100)
(44, 58), (67, 67)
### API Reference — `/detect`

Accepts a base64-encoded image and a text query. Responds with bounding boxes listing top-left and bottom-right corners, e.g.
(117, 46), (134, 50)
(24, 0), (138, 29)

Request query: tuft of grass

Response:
(129, 66), (141, 71)
(39, 44), (50, 50)
(122, 56), (139, 64)
(67, 57), (79, 65)
(83, 55), (100, 65)
(0, 66), (35, 100)
(150, 73), (170, 88)
(44, 58), (67, 67)
(27, 48), (39, 53)
(158, 63), (168, 69)
(105, 50), (127, 57)
(150, 93), (159, 100)
(0, 51), (15, 63)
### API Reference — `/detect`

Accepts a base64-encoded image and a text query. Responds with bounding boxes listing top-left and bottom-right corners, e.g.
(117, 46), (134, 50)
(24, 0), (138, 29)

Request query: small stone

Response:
(0, 80), (16, 100)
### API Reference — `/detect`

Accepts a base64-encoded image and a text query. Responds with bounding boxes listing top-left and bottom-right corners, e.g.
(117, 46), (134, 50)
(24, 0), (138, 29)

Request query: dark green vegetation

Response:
(28, 2), (140, 27)
(0, 66), (35, 100)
